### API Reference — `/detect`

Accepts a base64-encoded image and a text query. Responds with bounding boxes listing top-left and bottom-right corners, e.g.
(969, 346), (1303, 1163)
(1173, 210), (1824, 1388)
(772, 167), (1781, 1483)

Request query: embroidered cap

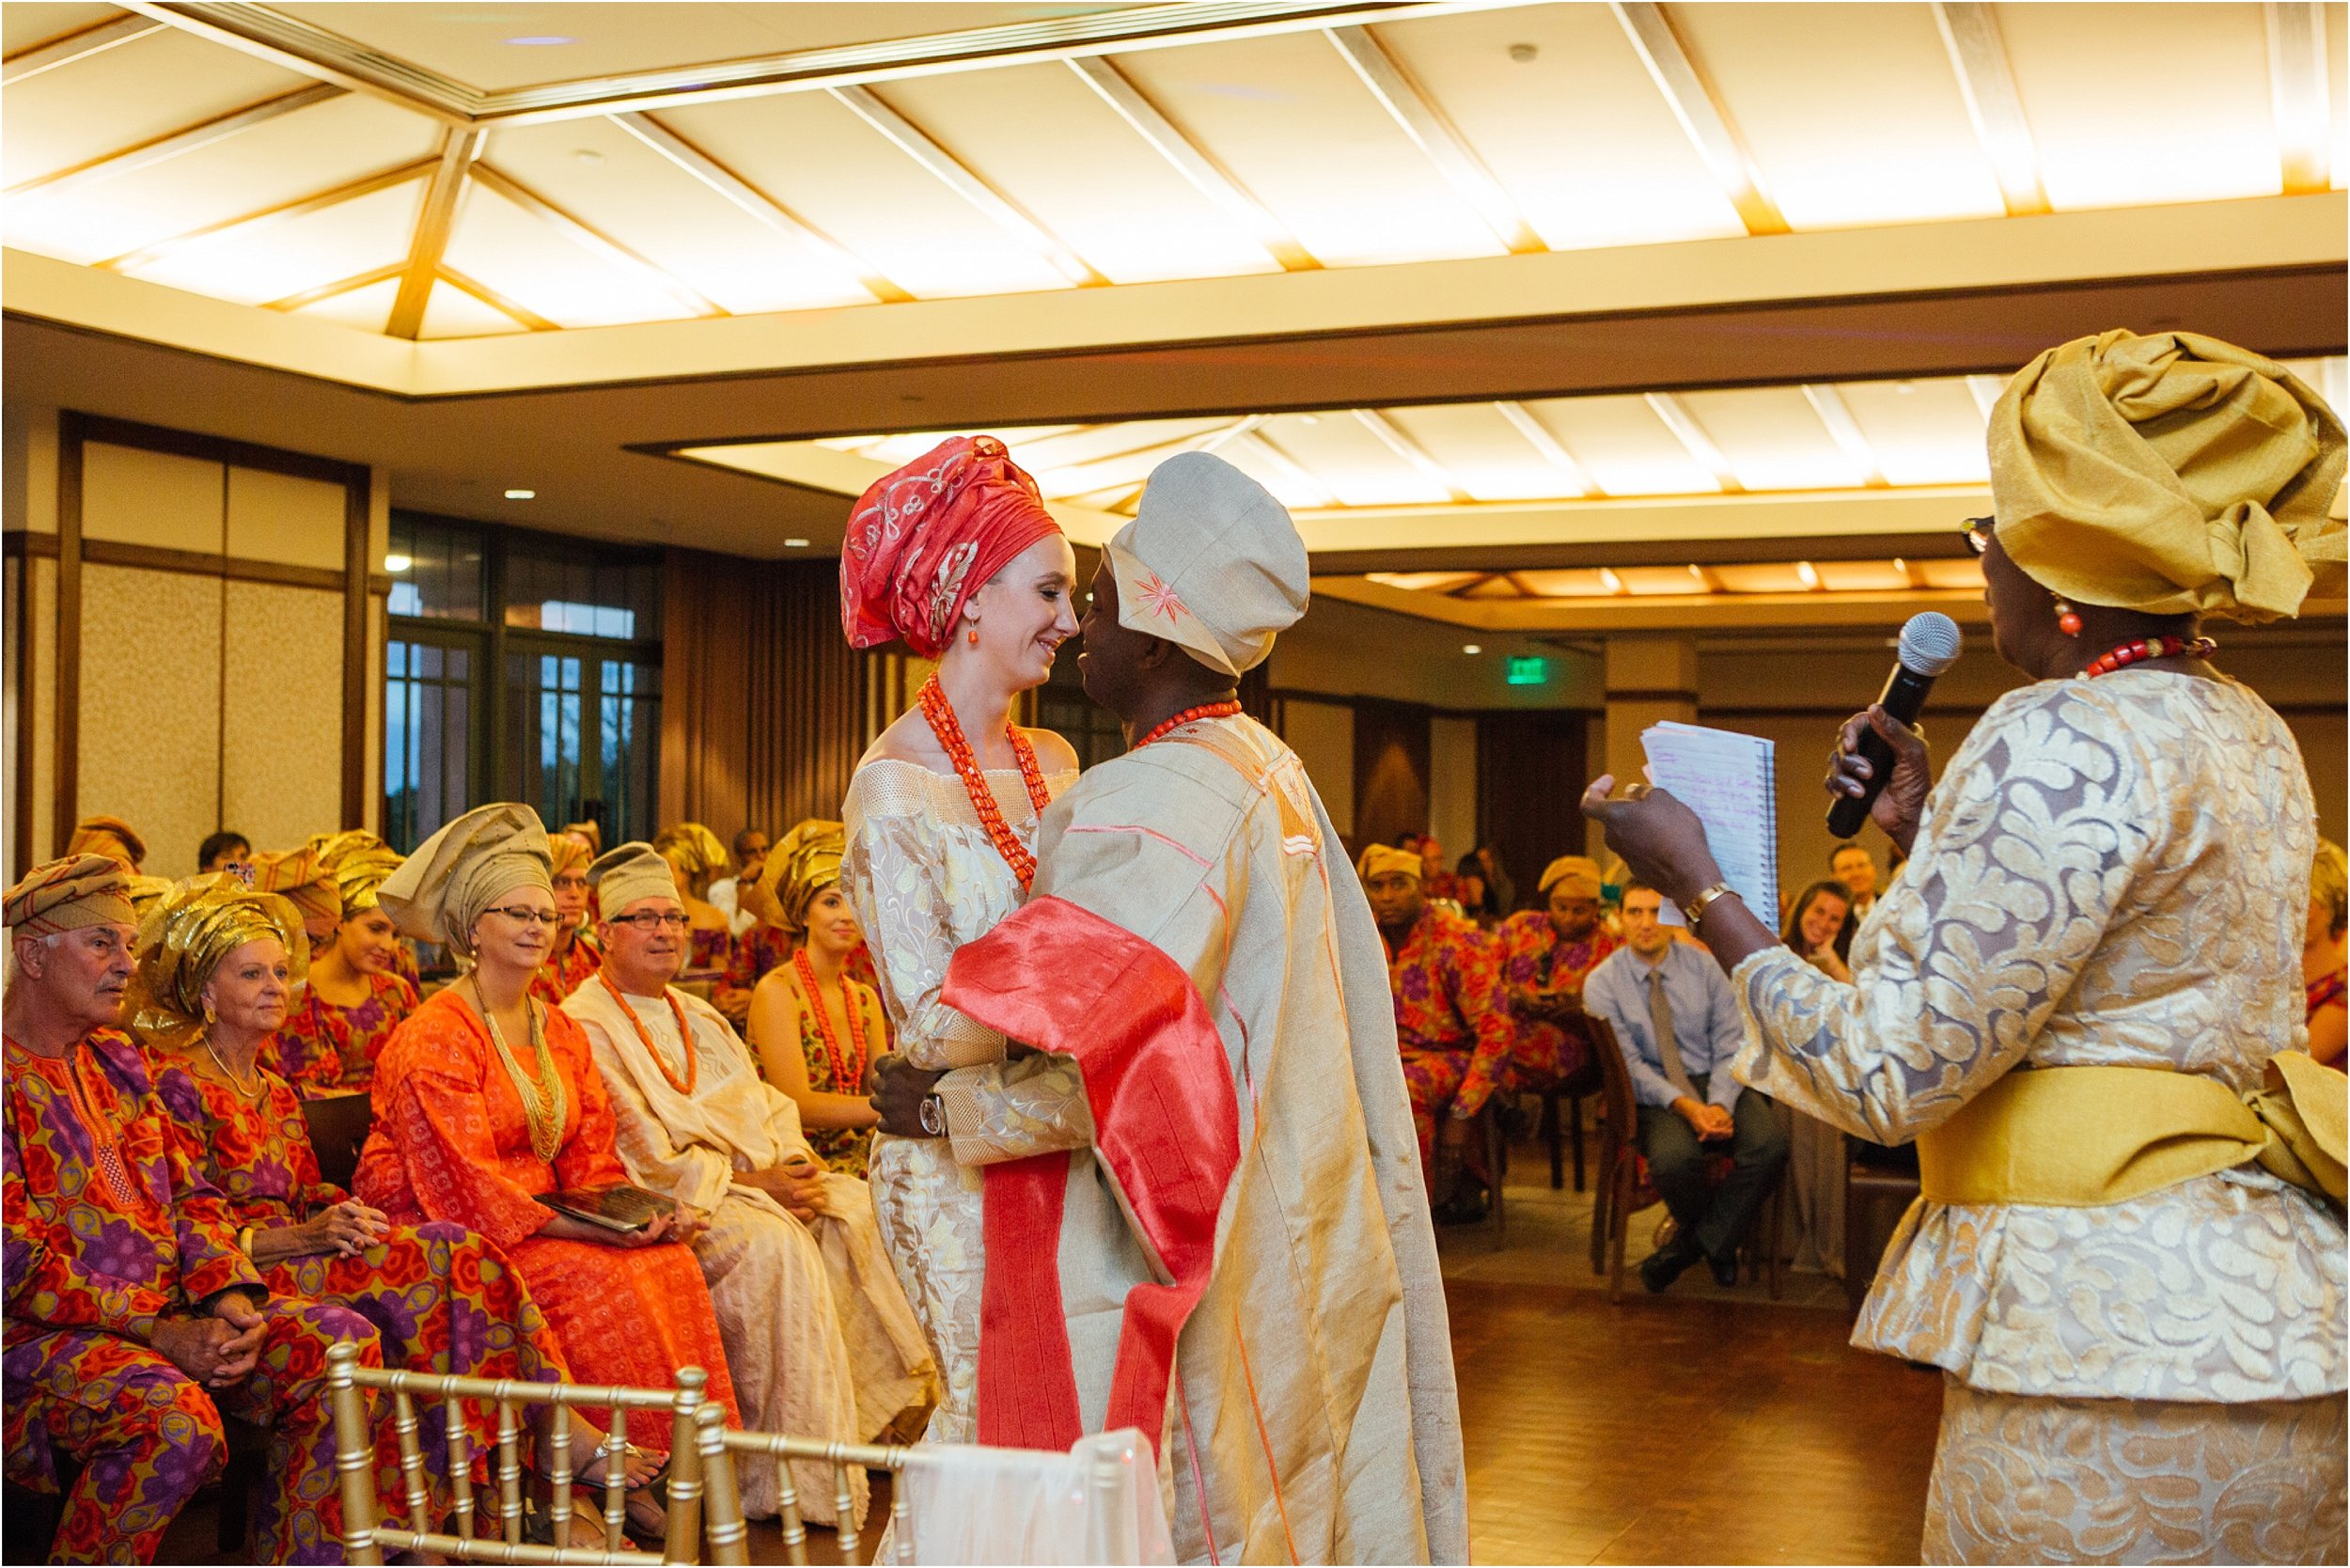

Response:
(588, 841), (682, 920)
(1108, 452), (1308, 679)
(4, 854), (135, 935)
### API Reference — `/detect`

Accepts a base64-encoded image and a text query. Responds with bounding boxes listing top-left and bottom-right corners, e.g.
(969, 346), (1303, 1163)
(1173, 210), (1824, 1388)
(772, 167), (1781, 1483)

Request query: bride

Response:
(838, 434), (1081, 1443)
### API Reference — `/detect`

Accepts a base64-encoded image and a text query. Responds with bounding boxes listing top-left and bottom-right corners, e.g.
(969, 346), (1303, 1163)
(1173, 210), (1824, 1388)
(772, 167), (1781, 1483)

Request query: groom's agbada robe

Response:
(934, 713), (1468, 1565)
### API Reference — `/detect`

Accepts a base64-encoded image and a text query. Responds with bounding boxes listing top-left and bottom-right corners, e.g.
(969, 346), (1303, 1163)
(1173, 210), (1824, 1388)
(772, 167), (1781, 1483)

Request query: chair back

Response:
(302, 1092), (373, 1192)
(325, 1341), (740, 1565)
(1588, 1013), (1638, 1144)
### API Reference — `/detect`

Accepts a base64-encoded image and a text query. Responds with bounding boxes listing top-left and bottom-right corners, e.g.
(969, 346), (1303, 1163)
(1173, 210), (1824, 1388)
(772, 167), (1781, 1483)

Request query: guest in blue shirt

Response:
(1586, 882), (1788, 1293)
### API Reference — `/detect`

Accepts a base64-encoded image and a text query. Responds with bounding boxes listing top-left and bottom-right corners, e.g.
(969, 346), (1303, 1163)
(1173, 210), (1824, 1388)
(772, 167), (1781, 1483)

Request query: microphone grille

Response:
(1897, 611), (1963, 676)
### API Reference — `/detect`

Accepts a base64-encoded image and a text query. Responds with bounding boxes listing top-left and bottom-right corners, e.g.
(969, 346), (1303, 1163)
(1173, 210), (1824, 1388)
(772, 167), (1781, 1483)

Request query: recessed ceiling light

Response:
(383, 554), (413, 572)
(1796, 560), (1821, 588)
(505, 489), (535, 500)
(505, 35), (574, 45)
(1598, 567), (1625, 594)
(1298, 415), (1321, 425)
(783, 538), (811, 549)
(1462, 643), (1482, 654)
(574, 149), (604, 165)
(1508, 42), (1539, 62)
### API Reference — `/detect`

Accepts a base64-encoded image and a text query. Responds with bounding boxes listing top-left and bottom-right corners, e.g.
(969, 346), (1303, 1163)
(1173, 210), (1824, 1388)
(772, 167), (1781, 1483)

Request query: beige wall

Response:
(1277, 696), (1355, 838)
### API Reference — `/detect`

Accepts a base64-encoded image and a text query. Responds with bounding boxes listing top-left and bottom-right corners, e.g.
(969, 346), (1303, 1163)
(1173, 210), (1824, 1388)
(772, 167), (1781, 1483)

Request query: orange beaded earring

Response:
(967, 627), (979, 645)
(2054, 598), (2082, 636)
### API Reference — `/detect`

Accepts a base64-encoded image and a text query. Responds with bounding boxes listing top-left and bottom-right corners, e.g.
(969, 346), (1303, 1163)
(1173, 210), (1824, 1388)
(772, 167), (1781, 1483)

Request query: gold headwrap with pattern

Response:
(4, 854), (134, 935)
(1356, 844), (1423, 884)
(130, 877), (306, 1046)
(66, 815), (146, 869)
(378, 803), (553, 962)
(744, 820), (844, 933)
(652, 822), (728, 884)
(549, 832), (593, 879)
(1989, 329), (2347, 621)
(252, 848), (341, 943)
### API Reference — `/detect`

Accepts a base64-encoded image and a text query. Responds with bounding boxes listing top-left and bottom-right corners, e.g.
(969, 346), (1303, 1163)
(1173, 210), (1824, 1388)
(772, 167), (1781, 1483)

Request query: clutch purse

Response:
(533, 1184), (677, 1233)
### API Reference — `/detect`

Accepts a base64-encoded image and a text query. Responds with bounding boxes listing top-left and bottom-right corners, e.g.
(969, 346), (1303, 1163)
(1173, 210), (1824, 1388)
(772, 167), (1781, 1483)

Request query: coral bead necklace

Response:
(1133, 699), (1244, 749)
(2080, 635), (2217, 679)
(916, 674), (1052, 889)
(793, 948), (869, 1093)
(596, 971), (697, 1096)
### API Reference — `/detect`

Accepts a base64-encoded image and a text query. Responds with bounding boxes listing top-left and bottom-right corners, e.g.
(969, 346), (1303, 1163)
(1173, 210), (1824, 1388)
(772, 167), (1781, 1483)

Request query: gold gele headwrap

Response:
(746, 820), (845, 933)
(652, 822), (728, 887)
(587, 841), (680, 920)
(252, 848), (342, 943)
(67, 815), (146, 869)
(563, 820), (603, 857)
(1988, 329), (2347, 622)
(130, 877), (307, 1045)
(378, 803), (553, 963)
(4, 854), (135, 935)
(548, 832), (593, 879)
(1356, 844), (1423, 884)
(1539, 855), (1604, 901)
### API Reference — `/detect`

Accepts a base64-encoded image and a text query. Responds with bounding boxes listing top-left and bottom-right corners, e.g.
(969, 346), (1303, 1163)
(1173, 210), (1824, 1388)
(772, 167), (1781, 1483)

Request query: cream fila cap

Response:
(1107, 451), (1308, 679)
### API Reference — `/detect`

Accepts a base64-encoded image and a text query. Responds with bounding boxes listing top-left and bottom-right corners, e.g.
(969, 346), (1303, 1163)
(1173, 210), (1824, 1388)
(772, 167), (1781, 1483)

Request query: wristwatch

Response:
(1681, 881), (1742, 927)
(918, 1091), (948, 1138)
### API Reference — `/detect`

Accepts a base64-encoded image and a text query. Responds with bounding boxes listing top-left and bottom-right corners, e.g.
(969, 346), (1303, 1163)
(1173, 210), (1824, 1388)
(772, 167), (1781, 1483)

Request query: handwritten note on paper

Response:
(1639, 721), (1780, 927)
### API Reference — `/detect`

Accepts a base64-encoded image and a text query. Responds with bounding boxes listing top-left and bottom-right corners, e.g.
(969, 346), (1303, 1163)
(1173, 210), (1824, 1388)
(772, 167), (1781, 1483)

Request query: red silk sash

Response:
(943, 895), (1241, 1455)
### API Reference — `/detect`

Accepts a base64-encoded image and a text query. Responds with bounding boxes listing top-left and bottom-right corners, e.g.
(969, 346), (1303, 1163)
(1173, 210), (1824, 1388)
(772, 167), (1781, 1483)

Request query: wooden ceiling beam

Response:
(1800, 384), (1889, 489)
(262, 261), (405, 313)
(1643, 392), (1744, 494)
(387, 128), (482, 340)
(467, 161), (727, 320)
(437, 266), (560, 332)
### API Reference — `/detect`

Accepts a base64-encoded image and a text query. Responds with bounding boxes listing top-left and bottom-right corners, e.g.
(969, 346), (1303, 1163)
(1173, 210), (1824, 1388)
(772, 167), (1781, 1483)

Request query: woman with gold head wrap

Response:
(133, 877), (583, 1544)
(263, 840), (418, 1096)
(352, 804), (739, 1536)
(744, 823), (885, 1177)
(653, 822), (736, 979)
(1587, 331), (2347, 1564)
(527, 831), (603, 1010)
(2306, 839), (2347, 1070)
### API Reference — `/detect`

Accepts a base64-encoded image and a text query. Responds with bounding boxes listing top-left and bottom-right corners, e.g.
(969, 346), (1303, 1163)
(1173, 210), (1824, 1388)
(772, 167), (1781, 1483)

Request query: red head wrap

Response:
(838, 435), (1062, 658)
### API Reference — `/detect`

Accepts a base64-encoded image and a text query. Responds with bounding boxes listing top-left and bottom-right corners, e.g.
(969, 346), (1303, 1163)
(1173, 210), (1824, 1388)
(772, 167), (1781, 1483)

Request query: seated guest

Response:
(3, 855), (384, 1565)
(563, 818), (603, 858)
(265, 843), (418, 1096)
(1777, 879), (1860, 1272)
(306, 831), (425, 988)
(355, 804), (741, 1537)
(1829, 840), (1880, 917)
(1361, 842), (1514, 1222)
(1473, 840), (1516, 916)
(744, 823), (885, 1176)
(565, 842), (934, 1525)
(706, 827), (769, 939)
(1586, 883), (1788, 1292)
(528, 831), (602, 1009)
(714, 824), (806, 1028)
(196, 831), (250, 874)
(130, 879), (621, 1533)
(653, 822), (735, 979)
(1496, 855), (1620, 1090)
(1782, 879), (1856, 982)
(2309, 839), (2347, 1068)
(66, 814), (144, 871)
(1417, 833), (1465, 905)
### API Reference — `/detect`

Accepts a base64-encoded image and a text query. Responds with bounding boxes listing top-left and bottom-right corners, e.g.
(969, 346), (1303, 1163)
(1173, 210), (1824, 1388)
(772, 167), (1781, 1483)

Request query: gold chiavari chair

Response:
(713, 1429), (912, 1567)
(324, 1340), (749, 1565)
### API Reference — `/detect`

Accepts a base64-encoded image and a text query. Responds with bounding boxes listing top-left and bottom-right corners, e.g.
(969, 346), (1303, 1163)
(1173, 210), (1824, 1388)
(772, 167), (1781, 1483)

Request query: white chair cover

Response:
(898, 1428), (1175, 1565)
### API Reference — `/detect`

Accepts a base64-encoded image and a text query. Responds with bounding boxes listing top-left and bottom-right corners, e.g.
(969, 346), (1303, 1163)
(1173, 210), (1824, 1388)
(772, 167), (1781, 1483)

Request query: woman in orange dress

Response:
(354, 804), (740, 1533)
(264, 842), (419, 1096)
(528, 831), (602, 1010)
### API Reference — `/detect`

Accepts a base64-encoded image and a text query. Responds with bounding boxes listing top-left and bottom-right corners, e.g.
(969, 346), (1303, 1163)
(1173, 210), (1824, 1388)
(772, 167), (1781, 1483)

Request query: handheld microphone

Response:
(1825, 612), (1962, 838)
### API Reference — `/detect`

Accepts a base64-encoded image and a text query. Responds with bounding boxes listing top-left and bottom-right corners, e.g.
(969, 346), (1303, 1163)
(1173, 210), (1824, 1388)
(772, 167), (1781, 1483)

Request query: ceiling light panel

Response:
(266, 1), (809, 94)
(7, 95), (435, 270)
(289, 273), (400, 334)
(866, 62), (1278, 285)
(1996, 3), (2281, 210)
(2331, 3), (2348, 188)
(1667, 3), (2005, 229)
(1380, 403), (1585, 502)
(1366, 7), (1744, 250)
(1519, 395), (1718, 496)
(478, 117), (871, 314)
(1708, 561), (1815, 594)
(1110, 32), (1507, 267)
(440, 180), (701, 327)
(1514, 569), (1619, 599)
(1, 24), (309, 192)
(652, 92), (1070, 298)
(1009, 419), (1236, 475)
(1812, 559), (1917, 592)
(1368, 571), (1486, 592)
(1915, 557), (1987, 591)
(3, 7), (123, 55)
(1256, 412), (1452, 507)
(1615, 565), (1714, 596)
(418, 277), (525, 339)
(124, 179), (422, 306)
(1675, 385), (1873, 491)
(1216, 433), (1336, 510)
(1834, 378), (1993, 485)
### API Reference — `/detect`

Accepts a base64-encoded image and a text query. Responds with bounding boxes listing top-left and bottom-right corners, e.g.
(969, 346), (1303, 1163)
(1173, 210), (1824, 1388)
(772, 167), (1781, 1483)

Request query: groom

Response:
(871, 452), (1467, 1564)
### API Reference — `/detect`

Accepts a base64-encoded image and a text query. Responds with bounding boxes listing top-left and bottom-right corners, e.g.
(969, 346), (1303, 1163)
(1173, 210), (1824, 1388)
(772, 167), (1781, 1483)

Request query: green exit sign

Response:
(1505, 655), (1548, 686)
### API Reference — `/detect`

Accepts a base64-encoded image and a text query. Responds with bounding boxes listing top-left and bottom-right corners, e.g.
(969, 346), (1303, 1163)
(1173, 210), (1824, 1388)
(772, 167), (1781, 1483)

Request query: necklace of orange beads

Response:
(1132, 698), (1243, 750)
(792, 948), (869, 1093)
(596, 971), (697, 1095)
(917, 673), (1053, 890)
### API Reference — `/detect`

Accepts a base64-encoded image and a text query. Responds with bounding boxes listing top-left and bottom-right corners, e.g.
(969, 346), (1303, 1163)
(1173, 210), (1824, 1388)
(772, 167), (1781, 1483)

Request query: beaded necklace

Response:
(596, 972), (696, 1096)
(473, 982), (567, 1165)
(1132, 699), (1243, 750)
(916, 674), (1052, 890)
(2081, 634), (2217, 679)
(792, 948), (870, 1093)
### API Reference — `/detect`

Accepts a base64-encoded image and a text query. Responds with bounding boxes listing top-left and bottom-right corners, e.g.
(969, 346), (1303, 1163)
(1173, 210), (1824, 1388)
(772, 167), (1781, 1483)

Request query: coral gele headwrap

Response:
(839, 434), (1063, 658)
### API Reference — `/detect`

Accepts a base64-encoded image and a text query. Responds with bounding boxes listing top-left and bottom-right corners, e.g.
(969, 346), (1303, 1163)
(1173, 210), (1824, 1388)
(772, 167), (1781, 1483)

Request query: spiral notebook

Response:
(1639, 721), (1780, 927)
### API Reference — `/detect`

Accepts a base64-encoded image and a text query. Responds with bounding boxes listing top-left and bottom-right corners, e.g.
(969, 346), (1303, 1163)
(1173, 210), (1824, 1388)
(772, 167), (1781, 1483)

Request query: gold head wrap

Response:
(129, 878), (306, 1045)
(1539, 855), (1604, 901)
(378, 803), (553, 961)
(745, 820), (844, 933)
(563, 820), (603, 858)
(1988, 329), (2347, 621)
(306, 828), (388, 864)
(251, 848), (341, 943)
(1356, 844), (1422, 884)
(4, 854), (134, 935)
(549, 832), (593, 879)
(2314, 839), (2347, 934)
(330, 848), (403, 918)
(588, 841), (681, 919)
(124, 875), (176, 923)
(67, 815), (146, 869)
(652, 823), (728, 884)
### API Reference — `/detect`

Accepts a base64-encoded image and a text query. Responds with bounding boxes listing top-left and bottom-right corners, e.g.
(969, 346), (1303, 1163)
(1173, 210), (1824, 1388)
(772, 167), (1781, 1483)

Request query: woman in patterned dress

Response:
(2306, 839), (2346, 1069)
(128, 878), (633, 1533)
(1587, 331), (2346, 1564)
(838, 435), (1080, 1445)
(1495, 855), (1620, 1090)
(264, 842), (417, 1097)
(745, 823), (885, 1178)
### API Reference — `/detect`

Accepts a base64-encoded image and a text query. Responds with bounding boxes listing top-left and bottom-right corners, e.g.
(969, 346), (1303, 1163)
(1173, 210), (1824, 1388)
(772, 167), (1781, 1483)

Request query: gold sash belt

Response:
(1916, 1052), (2346, 1210)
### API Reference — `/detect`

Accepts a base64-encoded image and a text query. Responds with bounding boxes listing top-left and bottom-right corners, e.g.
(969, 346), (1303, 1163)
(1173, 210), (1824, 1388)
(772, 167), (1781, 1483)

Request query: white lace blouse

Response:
(1732, 669), (2344, 1403)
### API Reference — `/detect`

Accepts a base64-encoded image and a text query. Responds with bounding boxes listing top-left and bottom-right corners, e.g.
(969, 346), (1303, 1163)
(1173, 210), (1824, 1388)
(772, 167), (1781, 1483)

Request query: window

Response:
(383, 512), (663, 853)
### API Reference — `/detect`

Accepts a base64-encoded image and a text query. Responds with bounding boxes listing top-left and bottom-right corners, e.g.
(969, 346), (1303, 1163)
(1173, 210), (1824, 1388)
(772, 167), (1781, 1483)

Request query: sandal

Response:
(535, 1443), (669, 1544)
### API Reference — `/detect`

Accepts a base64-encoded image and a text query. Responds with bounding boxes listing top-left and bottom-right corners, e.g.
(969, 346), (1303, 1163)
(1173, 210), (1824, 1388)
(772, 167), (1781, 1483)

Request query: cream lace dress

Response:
(840, 758), (1076, 1445)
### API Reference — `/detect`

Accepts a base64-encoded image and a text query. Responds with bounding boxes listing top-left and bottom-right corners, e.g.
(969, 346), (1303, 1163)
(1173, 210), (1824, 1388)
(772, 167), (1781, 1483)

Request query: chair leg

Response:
(1485, 1108), (1507, 1239)
(1569, 1095), (1587, 1193)
(1543, 1092), (1564, 1190)
(1606, 1171), (1628, 1301)
(1588, 1152), (1611, 1275)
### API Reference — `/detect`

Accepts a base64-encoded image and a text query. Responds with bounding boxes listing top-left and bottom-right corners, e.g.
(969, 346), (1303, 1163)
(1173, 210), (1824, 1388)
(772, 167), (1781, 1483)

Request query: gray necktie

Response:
(1647, 967), (1700, 1101)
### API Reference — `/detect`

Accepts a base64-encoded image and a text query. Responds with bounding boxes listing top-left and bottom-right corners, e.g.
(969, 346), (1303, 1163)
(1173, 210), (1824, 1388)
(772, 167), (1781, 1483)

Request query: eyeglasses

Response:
(1961, 515), (1994, 557)
(608, 911), (691, 932)
(552, 874), (588, 892)
(484, 906), (561, 928)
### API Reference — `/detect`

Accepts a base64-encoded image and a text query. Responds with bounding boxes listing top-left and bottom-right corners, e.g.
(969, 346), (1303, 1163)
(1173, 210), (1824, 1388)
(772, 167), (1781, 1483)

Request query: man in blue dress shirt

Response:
(1585, 882), (1788, 1293)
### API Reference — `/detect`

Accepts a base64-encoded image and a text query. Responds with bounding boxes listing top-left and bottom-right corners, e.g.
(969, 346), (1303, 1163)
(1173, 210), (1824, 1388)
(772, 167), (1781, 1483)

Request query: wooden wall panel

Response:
(1277, 695), (1356, 840)
(82, 443), (222, 551)
(1353, 698), (1432, 858)
(1476, 711), (1589, 916)
(79, 563), (222, 876)
(222, 580), (344, 855)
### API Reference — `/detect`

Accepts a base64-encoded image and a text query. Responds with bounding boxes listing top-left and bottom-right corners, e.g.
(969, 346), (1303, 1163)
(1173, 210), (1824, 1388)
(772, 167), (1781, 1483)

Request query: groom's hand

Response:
(871, 1054), (947, 1137)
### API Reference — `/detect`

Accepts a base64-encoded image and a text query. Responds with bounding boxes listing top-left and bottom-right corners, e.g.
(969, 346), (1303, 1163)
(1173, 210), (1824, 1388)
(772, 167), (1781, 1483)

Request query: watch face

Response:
(919, 1095), (943, 1137)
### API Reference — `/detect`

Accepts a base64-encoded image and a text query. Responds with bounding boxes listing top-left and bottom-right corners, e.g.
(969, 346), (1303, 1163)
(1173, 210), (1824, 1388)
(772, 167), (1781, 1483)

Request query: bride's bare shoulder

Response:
(858, 709), (948, 773)
(1021, 727), (1081, 776)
